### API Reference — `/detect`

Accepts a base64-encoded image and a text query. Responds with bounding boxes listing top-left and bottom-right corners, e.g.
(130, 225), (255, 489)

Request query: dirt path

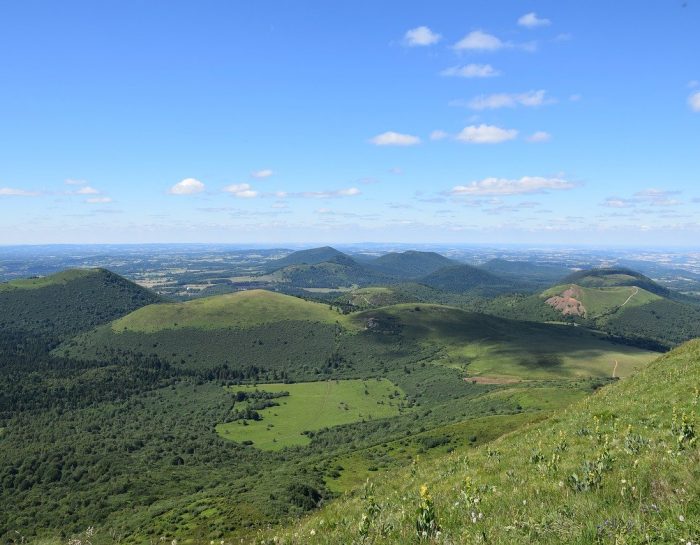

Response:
(612, 359), (619, 378)
(620, 287), (639, 308)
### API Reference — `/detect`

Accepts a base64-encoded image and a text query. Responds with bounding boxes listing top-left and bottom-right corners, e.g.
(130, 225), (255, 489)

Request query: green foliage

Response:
(368, 251), (457, 279)
(419, 264), (522, 296)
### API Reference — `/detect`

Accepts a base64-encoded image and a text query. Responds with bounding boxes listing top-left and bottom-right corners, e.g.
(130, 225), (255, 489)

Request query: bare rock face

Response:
(545, 285), (587, 317)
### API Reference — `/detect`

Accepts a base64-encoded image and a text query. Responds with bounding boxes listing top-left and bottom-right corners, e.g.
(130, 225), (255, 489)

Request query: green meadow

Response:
(111, 289), (349, 332)
(216, 379), (404, 450)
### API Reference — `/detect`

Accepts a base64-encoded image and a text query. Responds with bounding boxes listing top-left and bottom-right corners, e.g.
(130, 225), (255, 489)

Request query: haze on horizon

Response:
(1, 1), (699, 246)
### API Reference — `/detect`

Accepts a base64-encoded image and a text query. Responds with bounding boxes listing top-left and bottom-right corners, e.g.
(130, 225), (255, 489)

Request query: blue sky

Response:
(1, 0), (699, 245)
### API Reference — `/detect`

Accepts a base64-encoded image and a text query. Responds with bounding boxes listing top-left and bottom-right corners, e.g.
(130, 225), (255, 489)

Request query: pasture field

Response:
(216, 379), (405, 450)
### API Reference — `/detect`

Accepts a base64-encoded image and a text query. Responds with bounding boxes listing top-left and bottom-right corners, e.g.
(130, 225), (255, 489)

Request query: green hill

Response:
(480, 258), (570, 289)
(273, 256), (390, 288)
(368, 251), (457, 279)
(60, 293), (656, 382)
(110, 289), (341, 332)
(562, 267), (671, 297)
(0, 268), (161, 339)
(259, 339), (700, 544)
(265, 246), (351, 271)
(420, 264), (519, 296)
(479, 268), (700, 350)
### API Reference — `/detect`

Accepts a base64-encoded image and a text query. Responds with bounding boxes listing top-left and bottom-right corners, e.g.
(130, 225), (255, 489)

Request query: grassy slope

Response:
(0, 268), (95, 291)
(216, 379), (404, 450)
(257, 340), (700, 545)
(353, 304), (656, 380)
(110, 289), (345, 332)
(542, 284), (661, 317)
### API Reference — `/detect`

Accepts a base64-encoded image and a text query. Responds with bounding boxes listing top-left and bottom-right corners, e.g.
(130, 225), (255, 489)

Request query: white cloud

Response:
(450, 176), (575, 196)
(76, 186), (100, 195)
(251, 169), (273, 179)
(64, 179), (87, 186)
(430, 130), (448, 141)
(337, 187), (361, 196)
(388, 167), (403, 174)
(169, 178), (205, 195)
(518, 12), (551, 28)
(527, 131), (551, 143)
(85, 197), (113, 204)
(404, 26), (441, 46)
(0, 187), (40, 196)
(688, 91), (700, 112)
(456, 124), (518, 144)
(440, 64), (500, 78)
(224, 183), (258, 198)
(370, 131), (421, 146)
(453, 30), (504, 51)
(466, 90), (552, 110)
(569, 94), (582, 102)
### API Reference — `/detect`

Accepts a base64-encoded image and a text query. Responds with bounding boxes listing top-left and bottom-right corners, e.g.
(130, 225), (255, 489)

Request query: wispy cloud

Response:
(85, 197), (113, 204)
(403, 26), (441, 46)
(280, 187), (361, 199)
(64, 179), (87, 186)
(601, 197), (636, 208)
(440, 64), (500, 78)
(456, 124), (518, 144)
(429, 130), (448, 141)
(0, 187), (40, 197)
(518, 12), (551, 28)
(462, 90), (553, 110)
(601, 189), (683, 209)
(251, 169), (273, 179)
(75, 186), (100, 195)
(450, 176), (575, 196)
(527, 131), (552, 143)
(689, 91), (700, 112)
(634, 188), (682, 206)
(370, 131), (421, 146)
(169, 178), (205, 195)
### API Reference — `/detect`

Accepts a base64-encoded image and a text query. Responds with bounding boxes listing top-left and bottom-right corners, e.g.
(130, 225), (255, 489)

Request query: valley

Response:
(0, 246), (697, 544)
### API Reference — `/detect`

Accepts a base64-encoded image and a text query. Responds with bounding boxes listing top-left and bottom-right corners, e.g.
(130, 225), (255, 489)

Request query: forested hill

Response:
(0, 268), (161, 339)
(265, 246), (350, 271)
(562, 267), (671, 297)
(367, 251), (457, 279)
(419, 264), (518, 296)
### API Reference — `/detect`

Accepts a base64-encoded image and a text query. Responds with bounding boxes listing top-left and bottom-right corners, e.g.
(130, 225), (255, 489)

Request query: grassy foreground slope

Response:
(0, 268), (161, 338)
(256, 340), (700, 545)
